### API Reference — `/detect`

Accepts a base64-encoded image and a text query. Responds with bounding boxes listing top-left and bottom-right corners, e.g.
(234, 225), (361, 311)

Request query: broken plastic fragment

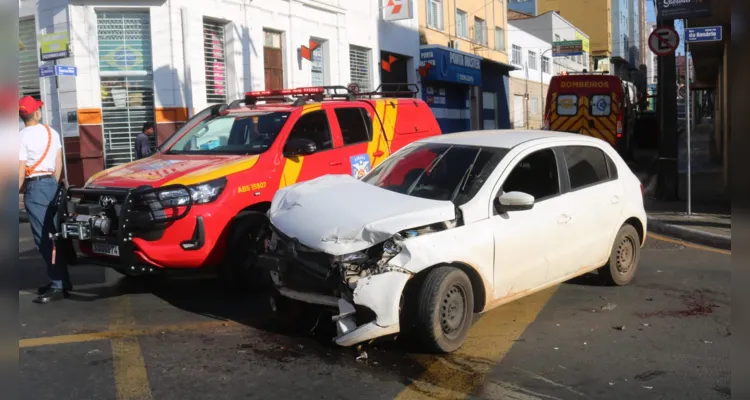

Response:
(601, 303), (617, 311)
(356, 351), (368, 361)
(643, 386), (653, 390)
(613, 325), (626, 331)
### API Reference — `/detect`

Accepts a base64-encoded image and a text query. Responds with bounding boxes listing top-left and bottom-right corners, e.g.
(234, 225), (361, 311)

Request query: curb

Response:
(647, 216), (731, 251)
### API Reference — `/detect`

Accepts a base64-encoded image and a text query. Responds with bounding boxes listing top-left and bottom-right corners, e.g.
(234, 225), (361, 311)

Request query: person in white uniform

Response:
(18, 96), (71, 304)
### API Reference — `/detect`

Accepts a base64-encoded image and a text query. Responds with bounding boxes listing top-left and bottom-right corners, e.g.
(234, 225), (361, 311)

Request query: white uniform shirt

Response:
(19, 124), (62, 178)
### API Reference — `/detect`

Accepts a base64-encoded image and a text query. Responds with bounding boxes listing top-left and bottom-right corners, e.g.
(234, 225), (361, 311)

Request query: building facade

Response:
(535, 0), (645, 87)
(507, 10), (589, 129)
(418, 0), (515, 133)
(18, 0), (420, 186)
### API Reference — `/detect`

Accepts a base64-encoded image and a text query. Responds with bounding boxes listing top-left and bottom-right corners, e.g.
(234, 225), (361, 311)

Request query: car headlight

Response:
(158, 177), (227, 207)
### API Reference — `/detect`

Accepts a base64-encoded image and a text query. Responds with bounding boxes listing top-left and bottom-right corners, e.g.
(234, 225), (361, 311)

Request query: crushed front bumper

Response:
(257, 231), (411, 346)
(55, 184), (200, 274)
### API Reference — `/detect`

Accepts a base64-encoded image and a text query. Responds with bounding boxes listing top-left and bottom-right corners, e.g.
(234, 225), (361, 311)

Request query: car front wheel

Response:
(598, 223), (641, 286)
(415, 266), (474, 353)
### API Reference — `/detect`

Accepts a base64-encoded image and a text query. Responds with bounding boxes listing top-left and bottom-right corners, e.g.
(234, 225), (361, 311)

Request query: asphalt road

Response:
(18, 223), (731, 400)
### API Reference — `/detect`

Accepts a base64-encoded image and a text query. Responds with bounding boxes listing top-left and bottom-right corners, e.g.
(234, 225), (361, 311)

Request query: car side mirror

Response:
(283, 138), (317, 157)
(495, 191), (535, 214)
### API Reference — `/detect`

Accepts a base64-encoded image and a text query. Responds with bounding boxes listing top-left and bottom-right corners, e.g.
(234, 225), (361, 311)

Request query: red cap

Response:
(19, 96), (44, 116)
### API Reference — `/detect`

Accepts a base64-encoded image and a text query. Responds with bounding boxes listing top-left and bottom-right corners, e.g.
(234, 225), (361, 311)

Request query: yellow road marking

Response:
(647, 232), (730, 255)
(19, 320), (239, 348)
(395, 286), (558, 399)
(110, 297), (152, 400)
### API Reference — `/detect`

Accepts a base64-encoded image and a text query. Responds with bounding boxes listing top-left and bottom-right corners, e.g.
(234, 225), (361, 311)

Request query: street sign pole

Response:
(53, 59), (68, 183)
(684, 19), (692, 216)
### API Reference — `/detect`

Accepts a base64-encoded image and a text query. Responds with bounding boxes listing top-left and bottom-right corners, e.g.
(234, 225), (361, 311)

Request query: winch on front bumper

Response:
(257, 224), (412, 347)
(55, 184), (199, 274)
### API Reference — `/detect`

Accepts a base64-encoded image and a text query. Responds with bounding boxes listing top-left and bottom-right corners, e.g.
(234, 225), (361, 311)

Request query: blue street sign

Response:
(686, 26), (722, 43)
(39, 65), (78, 78)
(55, 65), (77, 76)
(38, 65), (55, 78)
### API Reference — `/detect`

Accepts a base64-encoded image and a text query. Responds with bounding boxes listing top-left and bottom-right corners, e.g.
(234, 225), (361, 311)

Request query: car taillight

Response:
(616, 115), (623, 139)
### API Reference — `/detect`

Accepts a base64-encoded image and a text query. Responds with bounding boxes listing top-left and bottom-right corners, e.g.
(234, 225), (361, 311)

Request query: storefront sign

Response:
(656, 0), (712, 19)
(383, 0), (413, 21)
(419, 45), (482, 86)
(39, 31), (70, 61)
(552, 40), (583, 56)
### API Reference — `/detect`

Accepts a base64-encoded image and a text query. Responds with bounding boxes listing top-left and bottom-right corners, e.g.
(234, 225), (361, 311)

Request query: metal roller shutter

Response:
(349, 46), (371, 92)
(203, 20), (227, 104)
(19, 19), (40, 100)
(96, 11), (155, 168)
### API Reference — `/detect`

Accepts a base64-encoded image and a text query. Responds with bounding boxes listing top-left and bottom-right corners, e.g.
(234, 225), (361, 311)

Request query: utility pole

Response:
(655, 19), (679, 201)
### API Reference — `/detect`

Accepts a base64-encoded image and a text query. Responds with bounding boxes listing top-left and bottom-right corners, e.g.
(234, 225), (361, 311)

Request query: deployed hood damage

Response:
(267, 174), (457, 256)
(262, 174), (466, 347)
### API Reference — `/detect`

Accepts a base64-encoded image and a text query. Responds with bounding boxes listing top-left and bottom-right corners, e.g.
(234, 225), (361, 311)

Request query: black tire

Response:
(218, 212), (272, 291)
(415, 266), (474, 353)
(599, 224), (641, 286)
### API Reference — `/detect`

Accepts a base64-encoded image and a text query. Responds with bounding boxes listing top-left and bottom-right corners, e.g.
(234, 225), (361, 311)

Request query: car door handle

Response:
(557, 214), (571, 224)
(329, 161), (342, 166)
(611, 195), (620, 204)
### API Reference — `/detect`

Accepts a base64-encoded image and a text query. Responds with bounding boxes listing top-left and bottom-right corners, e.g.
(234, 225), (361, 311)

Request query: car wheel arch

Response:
(622, 216), (645, 247)
(404, 262), (487, 314)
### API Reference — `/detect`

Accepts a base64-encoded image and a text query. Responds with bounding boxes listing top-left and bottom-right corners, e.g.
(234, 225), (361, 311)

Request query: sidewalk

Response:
(631, 143), (731, 251)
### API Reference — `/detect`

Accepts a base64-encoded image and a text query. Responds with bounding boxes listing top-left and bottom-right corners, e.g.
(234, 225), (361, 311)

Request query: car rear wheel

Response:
(218, 213), (271, 291)
(415, 266), (474, 353)
(598, 224), (641, 286)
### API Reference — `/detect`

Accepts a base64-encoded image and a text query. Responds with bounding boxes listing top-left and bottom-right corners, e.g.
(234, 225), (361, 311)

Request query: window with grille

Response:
(96, 11), (155, 168)
(511, 45), (522, 65)
(542, 56), (550, 73)
(427, 0), (443, 30)
(311, 39), (325, 86)
(528, 50), (537, 70)
(474, 17), (487, 45)
(494, 27), (505, 51)
(349, 46), (371, 92)
(203, 19), (227, 104)
(456, 10), (468, 38)
(19, 19), (40, 100)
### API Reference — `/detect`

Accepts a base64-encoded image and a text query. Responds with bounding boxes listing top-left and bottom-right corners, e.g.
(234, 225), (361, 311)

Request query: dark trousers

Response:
(23, 176), (70, 287)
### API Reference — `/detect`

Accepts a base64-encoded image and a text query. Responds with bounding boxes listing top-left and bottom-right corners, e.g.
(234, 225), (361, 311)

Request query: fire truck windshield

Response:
(166, 111), (291, 155)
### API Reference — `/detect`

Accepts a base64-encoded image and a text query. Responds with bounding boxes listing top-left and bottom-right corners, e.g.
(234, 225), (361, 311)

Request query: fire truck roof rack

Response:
(357, 83), (420, 99)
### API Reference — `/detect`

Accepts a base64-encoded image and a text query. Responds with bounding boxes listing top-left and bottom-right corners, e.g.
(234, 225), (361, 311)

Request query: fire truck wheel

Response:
(218, 212), (272, 291)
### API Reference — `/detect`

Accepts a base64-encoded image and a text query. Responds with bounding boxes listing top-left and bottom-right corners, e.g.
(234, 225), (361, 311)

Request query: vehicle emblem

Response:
(99, 195), (116, 209)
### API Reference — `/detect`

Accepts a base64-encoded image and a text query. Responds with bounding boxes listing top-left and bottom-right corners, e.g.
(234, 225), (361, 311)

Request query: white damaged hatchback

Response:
(258, 130), (647, 353)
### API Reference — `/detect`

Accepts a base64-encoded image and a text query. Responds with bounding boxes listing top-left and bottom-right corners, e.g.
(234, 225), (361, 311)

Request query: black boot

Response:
(33, 288), (66, 304)
(37, 281), (72, 295)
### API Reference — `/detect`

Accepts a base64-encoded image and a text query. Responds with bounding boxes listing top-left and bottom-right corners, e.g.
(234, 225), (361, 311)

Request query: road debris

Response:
(86, 349), (102, 355)
(702, 340), (713, 344)
(356, 351), (368, 362)
(646, 298), (654, 301)
(601, 303), (617, 311)
(642, 323), (650, 327)
(583, 342), (588, 345)
(613, 325), (626, 331)
(643, 386), (653, 390)
(553, 347), (559, 350)
(608, 382), (615, 386)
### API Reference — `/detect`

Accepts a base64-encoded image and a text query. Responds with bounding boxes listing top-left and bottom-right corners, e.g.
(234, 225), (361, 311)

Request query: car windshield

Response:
(166, 112), (291, 155)
(362, 142), (509, 205)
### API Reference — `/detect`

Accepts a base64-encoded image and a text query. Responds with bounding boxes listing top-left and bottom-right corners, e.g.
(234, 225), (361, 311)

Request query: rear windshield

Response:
(556, 94), (579, 116)
(362, 142), (509, 206)
(166, 112), (291, 155)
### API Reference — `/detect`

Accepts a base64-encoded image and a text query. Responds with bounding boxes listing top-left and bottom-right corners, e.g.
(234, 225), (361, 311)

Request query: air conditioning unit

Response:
(448, 39), (459, 50)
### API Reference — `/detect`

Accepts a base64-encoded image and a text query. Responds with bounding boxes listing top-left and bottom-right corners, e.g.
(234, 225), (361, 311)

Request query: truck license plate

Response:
(92, 243), (119, 257)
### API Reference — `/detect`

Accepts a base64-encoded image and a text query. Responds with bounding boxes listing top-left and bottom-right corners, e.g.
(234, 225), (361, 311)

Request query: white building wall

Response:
(21, 0), (407, 135)
(508, 24), (552, 84)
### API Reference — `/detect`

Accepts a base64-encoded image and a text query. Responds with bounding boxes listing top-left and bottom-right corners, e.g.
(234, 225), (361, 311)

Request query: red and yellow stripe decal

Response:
(164, 156), (260, 186)
(366, 99), (399, 168)
(548, 92), (619, 144)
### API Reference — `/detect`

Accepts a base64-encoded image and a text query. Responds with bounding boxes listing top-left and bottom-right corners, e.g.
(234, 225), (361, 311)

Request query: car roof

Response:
(418, 129), (604, 149)
(224, 97), (409, 114)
